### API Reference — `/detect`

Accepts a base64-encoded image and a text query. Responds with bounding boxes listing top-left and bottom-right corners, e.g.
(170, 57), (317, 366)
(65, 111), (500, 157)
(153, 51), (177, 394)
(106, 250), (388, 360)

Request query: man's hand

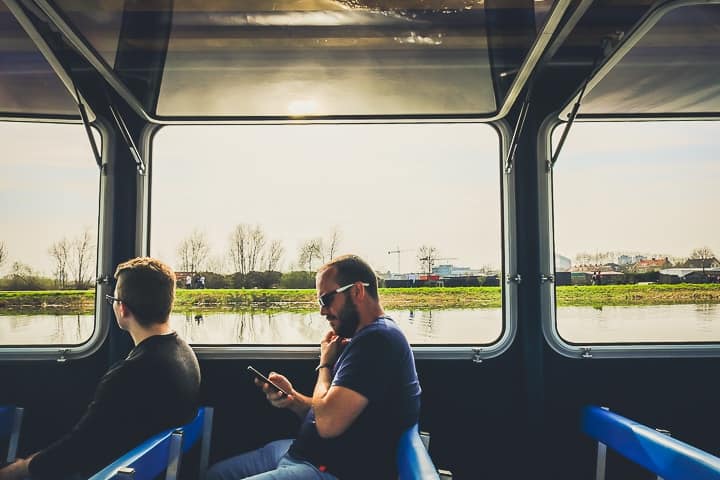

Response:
(0, 457), (30, 480)
(319, 331), (349, 368)
(254, 372), (294, 408)
(254, 372), (311, 418)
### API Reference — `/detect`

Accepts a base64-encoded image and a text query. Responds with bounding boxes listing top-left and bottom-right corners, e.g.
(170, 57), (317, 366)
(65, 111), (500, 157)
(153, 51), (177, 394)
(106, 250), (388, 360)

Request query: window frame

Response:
(539, 117), (720, 359)
(145, 120), (516, 361)
(0, 119), (109, 361)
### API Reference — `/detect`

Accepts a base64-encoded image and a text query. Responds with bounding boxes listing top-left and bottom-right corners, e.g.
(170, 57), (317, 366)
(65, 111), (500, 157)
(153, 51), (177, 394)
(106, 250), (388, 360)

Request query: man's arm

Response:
(27, 367), (132, 479)
(310, 331), (370, 438)
(312, 366), (368, 438)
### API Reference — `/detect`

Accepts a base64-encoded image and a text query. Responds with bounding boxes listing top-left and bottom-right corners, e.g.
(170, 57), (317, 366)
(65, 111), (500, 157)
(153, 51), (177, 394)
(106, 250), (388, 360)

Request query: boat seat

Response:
(582, 405), (720, 480)
(89, 406), (213, 480)
(396, 423), (442, 480)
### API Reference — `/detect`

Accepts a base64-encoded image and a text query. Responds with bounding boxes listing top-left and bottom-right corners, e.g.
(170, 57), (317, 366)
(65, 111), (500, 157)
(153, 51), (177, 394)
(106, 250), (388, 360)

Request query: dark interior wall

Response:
(2, 343), (720, 479)
(543, 350), (720, 480)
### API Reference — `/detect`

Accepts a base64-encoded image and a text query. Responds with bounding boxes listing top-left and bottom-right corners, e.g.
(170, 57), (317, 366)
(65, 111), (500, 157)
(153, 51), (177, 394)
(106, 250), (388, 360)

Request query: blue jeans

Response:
(207, 439), (338, 480)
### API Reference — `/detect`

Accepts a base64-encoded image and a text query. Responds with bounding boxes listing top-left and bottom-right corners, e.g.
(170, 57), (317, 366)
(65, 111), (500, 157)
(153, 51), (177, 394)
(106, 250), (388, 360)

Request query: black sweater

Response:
(29, 332), (201, 479)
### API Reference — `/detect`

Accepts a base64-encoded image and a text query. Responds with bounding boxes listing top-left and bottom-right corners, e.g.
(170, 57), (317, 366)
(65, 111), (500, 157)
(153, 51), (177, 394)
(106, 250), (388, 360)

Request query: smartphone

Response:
(247, 365), (290, 396)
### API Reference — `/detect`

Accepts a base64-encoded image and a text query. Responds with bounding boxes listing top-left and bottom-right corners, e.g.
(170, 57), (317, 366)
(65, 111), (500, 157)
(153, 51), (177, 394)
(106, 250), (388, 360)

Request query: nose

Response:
(320, 303), (329, 315)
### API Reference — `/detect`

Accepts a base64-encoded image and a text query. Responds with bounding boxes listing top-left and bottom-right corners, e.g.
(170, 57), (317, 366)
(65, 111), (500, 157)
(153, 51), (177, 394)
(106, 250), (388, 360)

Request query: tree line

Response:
(175, 225), (343, 288)
(0, 229), (96, 290)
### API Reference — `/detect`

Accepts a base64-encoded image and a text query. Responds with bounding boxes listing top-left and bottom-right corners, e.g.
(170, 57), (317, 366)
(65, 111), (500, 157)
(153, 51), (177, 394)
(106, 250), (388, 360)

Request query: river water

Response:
(1, 304), (719, 345)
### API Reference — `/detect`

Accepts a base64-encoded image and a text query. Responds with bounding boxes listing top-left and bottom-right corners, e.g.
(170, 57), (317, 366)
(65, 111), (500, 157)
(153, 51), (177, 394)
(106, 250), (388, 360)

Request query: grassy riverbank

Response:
(1, 284), (720, 313)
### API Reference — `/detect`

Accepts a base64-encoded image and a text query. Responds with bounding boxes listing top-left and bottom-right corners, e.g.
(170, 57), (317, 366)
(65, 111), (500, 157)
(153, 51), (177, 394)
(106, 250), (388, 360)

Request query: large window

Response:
(552, 121), (720, 345)
(151, 123), (503, 346)
(0, 122), (99, 346)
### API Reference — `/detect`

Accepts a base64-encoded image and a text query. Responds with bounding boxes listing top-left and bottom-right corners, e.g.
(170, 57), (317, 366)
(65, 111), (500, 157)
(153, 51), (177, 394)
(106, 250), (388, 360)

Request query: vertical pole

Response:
(164, 431), (184, 480)
(199, 407), (214, 480)
(595, 441), (607, 480)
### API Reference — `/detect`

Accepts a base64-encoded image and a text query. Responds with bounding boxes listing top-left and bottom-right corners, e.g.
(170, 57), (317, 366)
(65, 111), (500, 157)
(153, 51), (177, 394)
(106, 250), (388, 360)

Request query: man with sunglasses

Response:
(0, 257), (200, 480)
(208, 254), (421, 480)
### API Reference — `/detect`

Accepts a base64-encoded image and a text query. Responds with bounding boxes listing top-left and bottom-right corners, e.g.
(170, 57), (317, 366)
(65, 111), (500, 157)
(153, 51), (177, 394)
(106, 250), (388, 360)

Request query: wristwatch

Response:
(315, 363), (331, 372)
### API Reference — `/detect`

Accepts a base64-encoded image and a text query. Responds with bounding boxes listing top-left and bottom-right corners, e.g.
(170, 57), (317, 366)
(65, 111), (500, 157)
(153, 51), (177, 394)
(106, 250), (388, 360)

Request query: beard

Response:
(334, 297), (360, 338)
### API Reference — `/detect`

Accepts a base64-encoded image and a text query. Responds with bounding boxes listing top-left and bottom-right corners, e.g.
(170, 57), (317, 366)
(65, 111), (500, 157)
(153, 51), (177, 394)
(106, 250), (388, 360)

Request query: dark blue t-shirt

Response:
(289, 317), (421, 479)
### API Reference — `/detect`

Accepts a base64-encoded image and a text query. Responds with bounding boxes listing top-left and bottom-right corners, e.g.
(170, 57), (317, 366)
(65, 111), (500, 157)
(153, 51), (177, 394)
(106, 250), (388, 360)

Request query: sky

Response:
(0, 120), (718, 277)
(552, 122), (720, 263)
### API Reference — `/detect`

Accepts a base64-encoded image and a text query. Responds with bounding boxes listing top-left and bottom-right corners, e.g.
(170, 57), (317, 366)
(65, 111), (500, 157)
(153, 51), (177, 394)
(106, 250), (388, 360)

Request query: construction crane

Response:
(387, 247), (412, 274)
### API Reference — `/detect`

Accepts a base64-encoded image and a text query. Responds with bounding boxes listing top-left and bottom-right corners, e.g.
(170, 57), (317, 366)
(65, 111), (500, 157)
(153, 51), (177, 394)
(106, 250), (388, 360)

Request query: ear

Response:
(353, 282), (366, 301)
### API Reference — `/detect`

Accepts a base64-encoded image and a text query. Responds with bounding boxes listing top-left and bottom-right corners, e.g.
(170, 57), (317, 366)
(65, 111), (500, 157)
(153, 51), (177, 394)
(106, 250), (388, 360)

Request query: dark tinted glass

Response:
(0, 4), (77, 116)
(580, 5), (720, 115)
(55, 0), (123, 68)
(157, 1), (496, 116)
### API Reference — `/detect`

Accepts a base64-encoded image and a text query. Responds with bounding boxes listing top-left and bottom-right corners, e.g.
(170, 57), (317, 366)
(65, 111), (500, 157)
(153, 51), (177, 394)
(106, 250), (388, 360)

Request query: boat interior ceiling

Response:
(2, 0), (716, 121)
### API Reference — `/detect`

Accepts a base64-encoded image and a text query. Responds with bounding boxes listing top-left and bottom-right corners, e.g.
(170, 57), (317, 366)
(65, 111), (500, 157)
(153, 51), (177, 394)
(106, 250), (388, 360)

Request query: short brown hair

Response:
(318, 254), (379, 300)
(114, 257), (175, 326)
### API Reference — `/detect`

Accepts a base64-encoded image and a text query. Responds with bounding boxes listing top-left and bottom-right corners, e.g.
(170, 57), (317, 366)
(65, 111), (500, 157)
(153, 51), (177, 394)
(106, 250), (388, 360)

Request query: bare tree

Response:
(71, 228), (95, 288)
(0, 241), (6, 270)
(9, 261), (39, 289)
(205, 255), (227, 274)
(49, 238), (71, 289)
(228, 224), (249, 274)
(247, 225), (266, 273)
(690, 246), (716, 274)
(298, 238), (324, 272)
(326, 227), (342, 261)
(265, 239), (284, 271)
(177, 230), (209, 273)
(417, 245), (439, 275)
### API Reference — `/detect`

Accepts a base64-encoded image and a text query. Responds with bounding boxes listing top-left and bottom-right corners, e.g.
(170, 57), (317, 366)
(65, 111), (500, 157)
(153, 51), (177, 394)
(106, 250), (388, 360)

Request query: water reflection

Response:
(3, 304), (720, 345)
(557, 304), (720, 343)
(0, 314), (93, 345)
(169, 308), (501, 345)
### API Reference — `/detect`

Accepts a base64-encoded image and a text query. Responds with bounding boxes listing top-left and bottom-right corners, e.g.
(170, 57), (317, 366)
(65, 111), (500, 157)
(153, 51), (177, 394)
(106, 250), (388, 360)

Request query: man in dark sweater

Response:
(0, 257), (201, 480)
(208, 255), (421, 480)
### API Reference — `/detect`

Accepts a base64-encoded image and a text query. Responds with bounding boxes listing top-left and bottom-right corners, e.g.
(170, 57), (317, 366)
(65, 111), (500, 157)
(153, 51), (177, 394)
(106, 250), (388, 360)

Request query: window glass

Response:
(552, 121), (720, 344)
(158, 1), (495, 116)
(0, 122), (99, 346)
(151, 124), (502, 346)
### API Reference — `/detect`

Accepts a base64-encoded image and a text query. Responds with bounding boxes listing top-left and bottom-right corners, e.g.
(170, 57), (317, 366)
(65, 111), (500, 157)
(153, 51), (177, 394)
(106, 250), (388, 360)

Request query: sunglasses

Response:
(318, 282), (369, 307)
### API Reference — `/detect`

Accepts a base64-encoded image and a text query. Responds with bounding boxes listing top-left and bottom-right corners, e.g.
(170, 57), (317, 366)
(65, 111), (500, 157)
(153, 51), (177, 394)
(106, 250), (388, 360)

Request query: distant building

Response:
(629, 257), (671, 273)
(618, 255), (633, 265)
(659, 267), (720, 284)
(682, 257), (720, 269)
(431, 264), (486, 277)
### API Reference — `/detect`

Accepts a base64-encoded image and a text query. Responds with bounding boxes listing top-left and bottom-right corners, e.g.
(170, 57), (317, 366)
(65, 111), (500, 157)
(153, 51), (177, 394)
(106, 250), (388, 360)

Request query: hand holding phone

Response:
(247, 366), (290, 396)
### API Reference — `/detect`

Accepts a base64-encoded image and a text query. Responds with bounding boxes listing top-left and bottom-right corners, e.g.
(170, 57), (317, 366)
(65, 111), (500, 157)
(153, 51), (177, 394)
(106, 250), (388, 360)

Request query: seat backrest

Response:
(176, 406), (214, 480)
(582, 405), (720, 480)
(88, 429), (180, 480)
(89, 406), (214, 480)
(396, 424), (440, 480)
(0, 405), (24, 465)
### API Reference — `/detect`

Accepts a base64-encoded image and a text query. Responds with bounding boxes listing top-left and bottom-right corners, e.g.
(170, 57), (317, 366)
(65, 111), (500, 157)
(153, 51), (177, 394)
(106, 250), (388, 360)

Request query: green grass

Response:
(1, 284), (719, 314)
